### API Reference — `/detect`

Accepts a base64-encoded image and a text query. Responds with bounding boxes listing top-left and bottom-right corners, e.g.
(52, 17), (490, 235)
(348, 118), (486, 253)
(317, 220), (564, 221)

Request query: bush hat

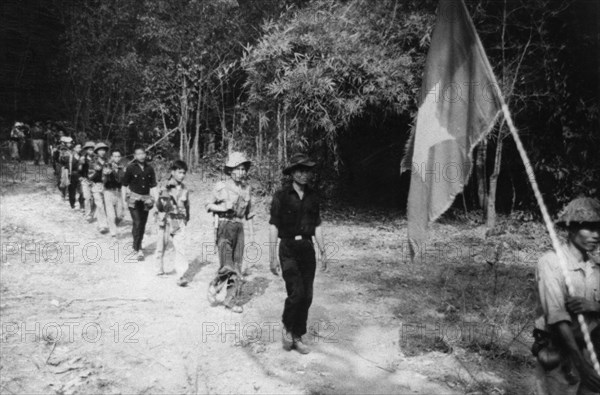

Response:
(283, 153), (316, 175)
(224, 152), (251, 172)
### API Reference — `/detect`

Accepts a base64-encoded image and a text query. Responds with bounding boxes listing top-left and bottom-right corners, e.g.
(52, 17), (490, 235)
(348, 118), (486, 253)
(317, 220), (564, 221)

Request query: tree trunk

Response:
(487, 126), (505, 229)
(230, 105), (236, 154)
(283, 110), (288, 163)
(219, 81), (228, 154)
(277, 105), (283, 164)
(194, 84), (201, 168)
(179, 77), (189, 160)
(476, 140), (488, 214)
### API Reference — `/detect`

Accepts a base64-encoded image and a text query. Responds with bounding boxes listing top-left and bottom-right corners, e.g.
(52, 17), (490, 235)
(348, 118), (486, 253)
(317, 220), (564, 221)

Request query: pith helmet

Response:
(224, 152), (251, 170)
(82, 141), (95, 150)
(93, 142), (109, 152)
(283, 153), (316, 175)
(556, 197), (600, 227)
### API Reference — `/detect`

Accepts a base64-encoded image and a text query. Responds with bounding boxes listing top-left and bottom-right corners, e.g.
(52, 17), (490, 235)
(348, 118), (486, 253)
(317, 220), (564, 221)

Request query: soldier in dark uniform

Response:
(57, 137), (79, 208)
(121, 146), (158, 261)
(269, 153), (328, 354)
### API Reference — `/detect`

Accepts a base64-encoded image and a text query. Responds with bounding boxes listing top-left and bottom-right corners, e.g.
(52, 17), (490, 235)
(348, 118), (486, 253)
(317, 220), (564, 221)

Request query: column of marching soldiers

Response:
(10, 120), (600, 383)
(8, 120), (327, 355)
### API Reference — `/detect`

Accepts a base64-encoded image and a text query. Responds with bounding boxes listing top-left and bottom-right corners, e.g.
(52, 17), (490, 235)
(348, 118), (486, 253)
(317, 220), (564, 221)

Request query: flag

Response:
(401, 0), (502, 258)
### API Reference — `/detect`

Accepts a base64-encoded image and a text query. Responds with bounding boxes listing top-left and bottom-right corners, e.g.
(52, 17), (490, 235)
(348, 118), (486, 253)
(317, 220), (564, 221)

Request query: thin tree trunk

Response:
(230, 105), (236, 154)
(487, 124), (505, 229)
(179, 77), (189, 160)
(283, 110), (288, 163)
(194, 84), (201, 168)
(476, 140), (488, 213)
(258, 112), (263, 160)
(277, 105), (282, 164)
(220, 81), (228, 153)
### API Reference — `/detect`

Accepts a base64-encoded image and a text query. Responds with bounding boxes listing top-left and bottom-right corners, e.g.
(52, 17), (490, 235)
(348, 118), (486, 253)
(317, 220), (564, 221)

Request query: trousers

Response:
(217, 220), (245, 274)
(103, 188), (124, 236)
(80, 178), (93, 220)
(155, 223), (188, 275)
(92, 182), (108, 230)
(31, 139), (44, 164)
(129, 201), (150, 252)
(279, 238), (316, 338)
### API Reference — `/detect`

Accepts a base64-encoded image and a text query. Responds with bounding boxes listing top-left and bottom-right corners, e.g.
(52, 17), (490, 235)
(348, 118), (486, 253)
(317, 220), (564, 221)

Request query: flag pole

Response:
(460, 0), (600, 375)
(499, 101), (600, 375)
(458, 0), (600, 376)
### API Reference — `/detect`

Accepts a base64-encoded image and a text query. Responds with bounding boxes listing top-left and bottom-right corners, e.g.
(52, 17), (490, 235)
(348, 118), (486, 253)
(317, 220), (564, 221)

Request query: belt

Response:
(281, 235), (312, 241)
(218, 217), (243, 223)
(168, 213), (187, 220)
(217, 212), (236, 219)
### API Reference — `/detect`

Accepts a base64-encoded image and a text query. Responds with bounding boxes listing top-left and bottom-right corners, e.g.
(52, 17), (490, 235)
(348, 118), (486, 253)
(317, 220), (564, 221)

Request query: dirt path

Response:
(1, 161), (528, 394)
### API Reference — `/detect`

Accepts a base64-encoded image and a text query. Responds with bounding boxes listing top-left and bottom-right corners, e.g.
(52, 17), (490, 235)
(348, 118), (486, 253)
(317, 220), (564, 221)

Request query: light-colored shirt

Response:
(207, 179), (255, 220)
(536, 245), (600, 338)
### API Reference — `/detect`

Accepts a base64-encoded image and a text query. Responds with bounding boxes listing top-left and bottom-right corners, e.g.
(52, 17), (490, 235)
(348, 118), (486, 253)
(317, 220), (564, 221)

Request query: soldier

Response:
(268, 153), (327, 354)
(102, 149), (125, 238)
(9, 122), (26, 162)
(206, 152), (255, 313)
(121, 146), (158, 261)
(44, 121), (54, 165)
(88, 142), (110, 234)
(154, 160), (190, 285)
(533, 197), (600, 395)
(30, 121), (46, 165)
(57, 137), (80, 208)
(51, 131), (65, 168)
(78, 141), (96, 222)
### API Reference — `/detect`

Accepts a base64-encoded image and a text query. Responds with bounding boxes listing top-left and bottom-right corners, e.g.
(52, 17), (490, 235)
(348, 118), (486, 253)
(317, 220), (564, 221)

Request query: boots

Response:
(293, 337), (310, 354)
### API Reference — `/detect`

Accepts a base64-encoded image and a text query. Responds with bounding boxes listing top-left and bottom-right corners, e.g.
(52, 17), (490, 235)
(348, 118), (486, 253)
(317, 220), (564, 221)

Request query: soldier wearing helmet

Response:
(534, 197), (600, 394)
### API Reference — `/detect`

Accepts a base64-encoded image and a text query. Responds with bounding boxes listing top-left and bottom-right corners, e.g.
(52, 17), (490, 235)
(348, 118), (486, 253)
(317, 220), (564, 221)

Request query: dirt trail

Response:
(0, 161), (515, 394)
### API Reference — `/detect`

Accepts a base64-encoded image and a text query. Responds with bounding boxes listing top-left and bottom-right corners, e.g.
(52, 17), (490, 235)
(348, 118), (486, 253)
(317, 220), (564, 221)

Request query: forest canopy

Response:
(1, 0), (598, 213)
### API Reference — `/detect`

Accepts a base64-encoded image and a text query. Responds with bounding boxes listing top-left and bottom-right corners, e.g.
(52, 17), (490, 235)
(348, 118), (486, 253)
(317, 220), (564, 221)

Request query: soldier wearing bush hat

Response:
(206, 152), (255, 313)
(268, 152), (327, 355)
(223, 151), (252, 174)
(534, 197), (600, 394)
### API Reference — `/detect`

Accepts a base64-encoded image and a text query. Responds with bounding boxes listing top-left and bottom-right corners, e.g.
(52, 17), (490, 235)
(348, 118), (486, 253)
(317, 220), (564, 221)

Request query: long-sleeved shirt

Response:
(103, 161), (124, 190)
(88, 156), (107, 183)
(122, 160), (157, 195)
